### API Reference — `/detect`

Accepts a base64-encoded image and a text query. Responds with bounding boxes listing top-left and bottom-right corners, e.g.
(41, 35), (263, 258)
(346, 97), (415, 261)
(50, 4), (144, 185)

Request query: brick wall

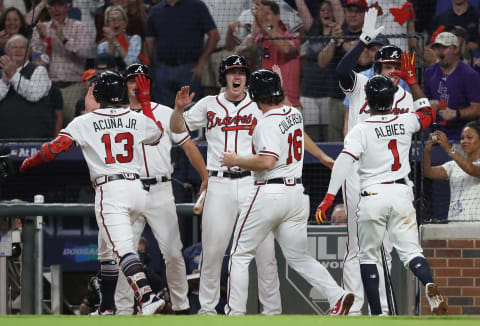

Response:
(421, 238), (480, 315)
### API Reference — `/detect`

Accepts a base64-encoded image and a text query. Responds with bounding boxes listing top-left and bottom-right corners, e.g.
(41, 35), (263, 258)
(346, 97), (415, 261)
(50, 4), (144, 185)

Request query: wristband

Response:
(413, 98), (430, 111)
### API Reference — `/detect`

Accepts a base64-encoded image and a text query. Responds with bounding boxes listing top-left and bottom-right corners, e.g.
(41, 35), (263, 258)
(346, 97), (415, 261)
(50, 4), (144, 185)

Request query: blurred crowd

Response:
(0, 0), (479, 142)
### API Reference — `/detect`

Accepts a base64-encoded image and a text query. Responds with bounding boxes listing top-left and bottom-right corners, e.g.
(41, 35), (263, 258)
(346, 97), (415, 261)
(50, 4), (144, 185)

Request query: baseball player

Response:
(221, 69), (354, 316)
(19, 71), (166, 316)
(170, 55), (282, 315)
(316, 53), (448, 315)
(113, 63), (209, 315)
(323, 8), (414, 315)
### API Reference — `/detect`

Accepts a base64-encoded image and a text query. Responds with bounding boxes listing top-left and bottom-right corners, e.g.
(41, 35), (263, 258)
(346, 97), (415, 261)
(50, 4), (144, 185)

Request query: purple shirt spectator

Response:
(424, 61), (480, 140)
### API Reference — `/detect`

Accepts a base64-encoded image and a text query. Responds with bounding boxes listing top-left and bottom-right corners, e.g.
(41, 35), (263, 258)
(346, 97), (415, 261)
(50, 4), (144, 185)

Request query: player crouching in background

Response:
(316, 53), (448, 315)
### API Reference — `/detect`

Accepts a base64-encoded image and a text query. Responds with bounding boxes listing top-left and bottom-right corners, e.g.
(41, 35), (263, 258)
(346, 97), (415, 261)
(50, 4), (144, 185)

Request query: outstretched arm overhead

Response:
(336, 8), (384, 91)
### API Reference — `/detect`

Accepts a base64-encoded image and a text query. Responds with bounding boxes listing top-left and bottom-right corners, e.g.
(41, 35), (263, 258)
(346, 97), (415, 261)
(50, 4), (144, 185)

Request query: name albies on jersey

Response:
(252, 106), (304, 181)
(342, 112), (421, 188)
(343, 73), (414, 132)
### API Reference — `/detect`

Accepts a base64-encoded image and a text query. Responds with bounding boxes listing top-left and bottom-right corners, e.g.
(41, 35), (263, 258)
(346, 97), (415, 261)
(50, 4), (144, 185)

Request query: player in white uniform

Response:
(170, 55), (282, 315)
(320, 8), (413, 315)
(317, 54), (447, 315)
(19, 71), (166, 316)
(221, 69), (354, 316)
(113, 63), (208, 315)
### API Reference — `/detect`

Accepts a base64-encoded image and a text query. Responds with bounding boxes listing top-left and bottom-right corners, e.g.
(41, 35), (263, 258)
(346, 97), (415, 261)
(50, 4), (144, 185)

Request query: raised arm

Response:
(336, 8), (383, 90)
(170, 86), (194, 133)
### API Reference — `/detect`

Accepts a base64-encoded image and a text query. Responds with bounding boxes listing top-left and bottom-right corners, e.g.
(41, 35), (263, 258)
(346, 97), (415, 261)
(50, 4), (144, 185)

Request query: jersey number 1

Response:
(388, 139), (401, 171)
(287, 129), (302, 164)
(101, 132), (134, 164)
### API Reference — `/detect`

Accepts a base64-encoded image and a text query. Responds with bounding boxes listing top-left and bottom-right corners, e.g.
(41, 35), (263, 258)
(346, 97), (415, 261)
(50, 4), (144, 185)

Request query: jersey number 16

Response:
(287, 129), (303, 164)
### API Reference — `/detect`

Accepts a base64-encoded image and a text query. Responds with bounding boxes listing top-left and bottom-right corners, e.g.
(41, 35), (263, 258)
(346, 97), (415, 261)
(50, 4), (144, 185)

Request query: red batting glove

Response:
(19, 155), (43, 173)
(315, 193), (335, 225)
(391, 52), (418, 86)
(135, 75), (151, 105)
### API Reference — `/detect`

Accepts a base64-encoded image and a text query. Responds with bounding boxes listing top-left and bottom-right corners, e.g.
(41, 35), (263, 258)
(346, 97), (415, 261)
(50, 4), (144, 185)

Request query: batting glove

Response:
(359, 8), (384, 45)
(391, 52), (418, 86)
(135, 75), (151, 105)
(315, 193), (335, 225)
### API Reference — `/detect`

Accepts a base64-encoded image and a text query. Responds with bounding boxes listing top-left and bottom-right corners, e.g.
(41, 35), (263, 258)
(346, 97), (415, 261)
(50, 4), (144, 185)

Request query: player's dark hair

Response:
(255, 93), (285, 106)
(464, 121), (480, 137)
(261, 0), (280, 15)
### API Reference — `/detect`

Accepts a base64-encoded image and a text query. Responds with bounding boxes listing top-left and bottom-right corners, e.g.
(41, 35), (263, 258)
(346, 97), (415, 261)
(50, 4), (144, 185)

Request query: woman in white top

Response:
(424, 121), (480, 223)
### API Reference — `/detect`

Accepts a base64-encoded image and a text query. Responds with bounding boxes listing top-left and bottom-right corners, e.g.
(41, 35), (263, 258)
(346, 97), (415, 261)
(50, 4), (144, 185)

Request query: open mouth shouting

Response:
(233, 82), (241, 89)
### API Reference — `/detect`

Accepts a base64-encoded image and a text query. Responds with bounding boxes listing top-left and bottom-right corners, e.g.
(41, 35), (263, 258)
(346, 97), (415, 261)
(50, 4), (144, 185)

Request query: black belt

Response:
(160, 59), (196, 67)
(209, 170), (251, 179)
(141, 176), (171, 191)
(381, 178), (406, 185)
(93, 173), (140, 188)
(255, 178), (302, 186)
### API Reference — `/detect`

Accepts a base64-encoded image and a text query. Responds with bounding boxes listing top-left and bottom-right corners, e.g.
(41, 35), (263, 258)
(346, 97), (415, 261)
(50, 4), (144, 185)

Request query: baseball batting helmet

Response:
(125, 63), (151, 80)
(93, 71), (125, 105)
(374, 45), (402, 74)
(248, 69), (284, 102)
(365, 74), (396, 112)
(218, 55), (250, 87)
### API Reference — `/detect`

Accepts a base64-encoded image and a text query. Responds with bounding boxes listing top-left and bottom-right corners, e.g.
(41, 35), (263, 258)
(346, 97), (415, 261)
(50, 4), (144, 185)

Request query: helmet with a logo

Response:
(365, 74), (396, 112)
(219, 55), (250, 87)
(124, 63), (151, 80)
(93, 71), (125, 105)
(374, 45), (402, 74)
(248, 69), (284, 102)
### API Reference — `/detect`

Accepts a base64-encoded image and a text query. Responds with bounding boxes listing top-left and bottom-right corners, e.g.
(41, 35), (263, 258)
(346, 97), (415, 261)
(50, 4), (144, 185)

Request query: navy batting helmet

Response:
(125, 63), (151, 80)
(93, 71), (125, 105)
(365, 75), (396, 112)
(219, 55), (250, 87)
(248, 69), (284, 102)
(374, 45), (402, 74)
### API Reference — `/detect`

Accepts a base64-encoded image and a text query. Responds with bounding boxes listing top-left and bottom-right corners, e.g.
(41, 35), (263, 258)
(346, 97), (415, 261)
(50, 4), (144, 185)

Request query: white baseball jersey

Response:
(135, 102), (190, 178)
(252, 106), (304, 181)
(59, 107), (161, 181)
(183, 92), (259, 172)
(343, 73), (414, 133)
(343, 112), (421, 188)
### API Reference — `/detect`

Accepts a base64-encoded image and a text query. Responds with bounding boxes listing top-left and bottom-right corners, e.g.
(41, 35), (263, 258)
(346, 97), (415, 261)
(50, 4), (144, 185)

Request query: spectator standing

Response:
(0, 34), (53, 139)
(251, 0), (301, 108)
(97, 5), (142, 71)
(145, 0), (219, 107)
(430, 0), (480, 49)
(296, 0), (344, 141)
(74, 68), (96, 116)
(424, 32), (480, 141)
(317, 0), (369, 141)
(367, 0), (417, 52)
(424, 122), (480, 223)
(0, 7), (30, 56)
(32, 0), (91, 126)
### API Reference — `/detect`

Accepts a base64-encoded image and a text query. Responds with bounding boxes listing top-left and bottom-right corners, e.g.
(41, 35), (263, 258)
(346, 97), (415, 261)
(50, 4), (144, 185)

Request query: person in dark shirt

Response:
(144, 0), (219, 107)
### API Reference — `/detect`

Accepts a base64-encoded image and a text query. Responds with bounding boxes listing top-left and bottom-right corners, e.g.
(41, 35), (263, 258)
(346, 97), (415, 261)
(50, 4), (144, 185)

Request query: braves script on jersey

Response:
(59, 107), (161, 180)
(344, 73), (414, 132)
(343, 112), (421, 187)
(253, 106), (304, 181)
(183, 92), (259, 171)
